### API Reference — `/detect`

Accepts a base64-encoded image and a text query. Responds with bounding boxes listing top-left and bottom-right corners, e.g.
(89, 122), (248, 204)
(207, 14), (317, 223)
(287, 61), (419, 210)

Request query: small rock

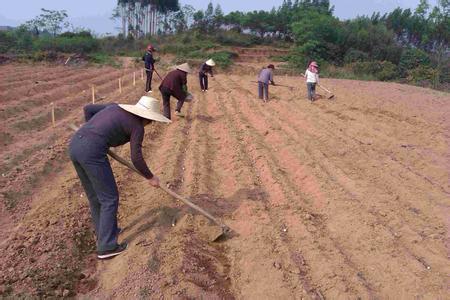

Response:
(273, 261), (282, 270)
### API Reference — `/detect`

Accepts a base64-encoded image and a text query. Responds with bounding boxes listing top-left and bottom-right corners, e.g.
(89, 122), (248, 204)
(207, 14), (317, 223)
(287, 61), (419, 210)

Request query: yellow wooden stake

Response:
(141, 69), (144, 80)
(91, 85), (95, 103)
(119, 78), (122, 93)
(51, 102), (55, 127)
(133, 72), (136, 86)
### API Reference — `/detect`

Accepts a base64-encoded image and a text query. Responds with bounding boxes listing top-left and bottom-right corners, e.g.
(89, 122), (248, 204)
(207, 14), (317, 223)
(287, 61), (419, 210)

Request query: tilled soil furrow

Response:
(205, 86), (309, 298)
(0, 65), (75, 84)
(0, 69), (142, 214)
(240, 77), (447, 233)
(0, 68), (131, 157)
(0, 66), (89, 93)
(231, 77), (449, 295)
(0, 67), (112, 103)
(2, 68), (123, 130)
(214, 79), (370, 298)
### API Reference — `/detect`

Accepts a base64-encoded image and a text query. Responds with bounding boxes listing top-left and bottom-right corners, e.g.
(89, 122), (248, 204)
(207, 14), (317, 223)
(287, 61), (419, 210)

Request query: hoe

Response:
(69, 124), (230, 241)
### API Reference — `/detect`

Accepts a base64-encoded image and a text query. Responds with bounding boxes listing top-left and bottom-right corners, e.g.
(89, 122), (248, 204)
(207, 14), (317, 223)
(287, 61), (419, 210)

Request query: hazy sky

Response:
(0, 0), (439, 34)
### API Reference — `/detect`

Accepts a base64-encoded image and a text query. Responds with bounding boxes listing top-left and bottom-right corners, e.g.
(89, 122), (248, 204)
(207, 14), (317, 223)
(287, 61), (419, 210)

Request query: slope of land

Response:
(0, 61), (449, 298)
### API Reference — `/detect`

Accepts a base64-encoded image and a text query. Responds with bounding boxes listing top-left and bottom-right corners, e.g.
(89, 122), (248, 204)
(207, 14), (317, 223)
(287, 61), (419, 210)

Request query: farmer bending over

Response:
(143, 44), (155, 93)
(199, 59), (215, 92)
(257, 64), (276, 102)
(69, 96), (171, 259)
(159, 63), (193, 119)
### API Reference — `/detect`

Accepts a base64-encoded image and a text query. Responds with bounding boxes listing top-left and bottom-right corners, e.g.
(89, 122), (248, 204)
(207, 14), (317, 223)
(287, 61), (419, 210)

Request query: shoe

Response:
(175, 111), (185, 117)
(147, 90), (153, 93)
(205, 89), (208, 91)
(97, 242), (128, 259)
(201, 90), (205, 92)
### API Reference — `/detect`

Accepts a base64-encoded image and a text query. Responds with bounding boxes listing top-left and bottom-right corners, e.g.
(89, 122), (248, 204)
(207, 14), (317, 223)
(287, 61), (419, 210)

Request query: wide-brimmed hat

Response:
(310, 61), (318, 67)
(205, 59), (216, 66)
(119, 96), (171, 123)
(176, 63), (192, 73)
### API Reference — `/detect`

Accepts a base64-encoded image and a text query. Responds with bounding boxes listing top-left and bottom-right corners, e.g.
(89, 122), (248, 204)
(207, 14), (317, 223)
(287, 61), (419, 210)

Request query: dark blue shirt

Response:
(79, 103), (153, 179)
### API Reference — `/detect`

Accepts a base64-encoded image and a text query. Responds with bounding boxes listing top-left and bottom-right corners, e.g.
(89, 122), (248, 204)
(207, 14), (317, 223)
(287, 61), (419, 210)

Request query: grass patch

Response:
(87, 53), (121, 68)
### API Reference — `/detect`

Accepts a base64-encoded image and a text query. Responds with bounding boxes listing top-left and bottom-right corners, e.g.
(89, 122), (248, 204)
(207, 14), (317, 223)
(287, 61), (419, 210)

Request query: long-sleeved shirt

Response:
(79, 103), (153, 179)
(143, 51), (155, 70)
(305, 69), (319, 83)
(159, 69), (188, 101)
(199, 63), (213, 76)
(258, 68), (274, 84)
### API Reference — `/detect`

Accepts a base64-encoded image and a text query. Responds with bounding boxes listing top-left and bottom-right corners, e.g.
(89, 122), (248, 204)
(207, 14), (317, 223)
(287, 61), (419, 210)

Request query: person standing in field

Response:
(159, 63), (193, 119)
(257, 64), (276, 102)
(304, 61), (319, 102)
(69, 96), (171, 259)
(199, 59), (215, 92)
(143, 44), (155, 93)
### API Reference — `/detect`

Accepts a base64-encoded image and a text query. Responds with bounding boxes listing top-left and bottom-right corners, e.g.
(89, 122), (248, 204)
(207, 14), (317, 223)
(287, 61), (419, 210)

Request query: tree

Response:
(24, 9), (70, 36)
(213, 4), (224, 30)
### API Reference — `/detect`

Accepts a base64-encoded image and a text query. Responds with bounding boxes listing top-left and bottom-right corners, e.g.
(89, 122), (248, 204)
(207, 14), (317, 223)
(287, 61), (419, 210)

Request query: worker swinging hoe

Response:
(68, 95), (229, 259)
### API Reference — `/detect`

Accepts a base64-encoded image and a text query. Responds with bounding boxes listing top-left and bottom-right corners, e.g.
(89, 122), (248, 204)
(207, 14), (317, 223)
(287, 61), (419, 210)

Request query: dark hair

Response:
(267, 64), (275, 69)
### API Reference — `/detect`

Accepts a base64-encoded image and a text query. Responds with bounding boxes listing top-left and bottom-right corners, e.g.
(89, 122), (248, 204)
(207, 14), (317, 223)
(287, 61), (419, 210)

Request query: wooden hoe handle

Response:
(69, 124), (229, 232)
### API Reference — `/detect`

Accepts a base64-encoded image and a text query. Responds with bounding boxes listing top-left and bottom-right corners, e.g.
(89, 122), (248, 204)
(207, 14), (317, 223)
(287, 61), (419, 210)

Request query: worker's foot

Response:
(201, 89), (205, 92)
(147, 90), (153, 93)
(205, 89), (208, 92)
(175, 111), (185, 117)
(97, 242), (128, 259)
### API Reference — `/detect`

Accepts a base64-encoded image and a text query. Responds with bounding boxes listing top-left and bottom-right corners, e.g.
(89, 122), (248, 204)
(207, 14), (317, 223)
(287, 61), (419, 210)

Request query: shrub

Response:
(344, 49), (369, 64)
(407, 65), (438, 84)
(33, 36), (99, 53)
(0, 31), (15, 53)
(399, 48), (431, 76)
(210, 51), (237, 69)
(351, 60), (397, 81)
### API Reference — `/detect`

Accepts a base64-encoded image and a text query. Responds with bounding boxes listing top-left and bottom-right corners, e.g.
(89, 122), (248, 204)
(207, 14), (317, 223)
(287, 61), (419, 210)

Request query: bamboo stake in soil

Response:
(50, 102), (55, 127)
(119, 78), (122, 93)
(133, 72), (136, 86)
(141, 69), (144, 80)
(91, 85), (95, 103)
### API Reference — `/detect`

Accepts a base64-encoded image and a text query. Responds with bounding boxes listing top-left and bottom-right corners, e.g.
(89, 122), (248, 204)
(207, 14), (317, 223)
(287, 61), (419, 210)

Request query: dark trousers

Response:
(258, 81), (269, 100)
(69, 134), (119, 252)
(307, 82), (316, 100)
(160, 88), (185, 120)
(146, 70), (153, 92)
(199, 73), (208, 90)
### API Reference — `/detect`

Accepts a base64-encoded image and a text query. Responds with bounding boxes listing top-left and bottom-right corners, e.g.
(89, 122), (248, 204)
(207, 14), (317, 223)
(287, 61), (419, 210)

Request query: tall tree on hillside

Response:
(24, 9), (70, 36)
(113, 0), (179, 38)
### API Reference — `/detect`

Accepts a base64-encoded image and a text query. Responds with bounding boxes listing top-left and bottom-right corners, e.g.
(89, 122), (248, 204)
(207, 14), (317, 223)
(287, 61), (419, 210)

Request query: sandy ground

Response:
(0, 62), (449, 298)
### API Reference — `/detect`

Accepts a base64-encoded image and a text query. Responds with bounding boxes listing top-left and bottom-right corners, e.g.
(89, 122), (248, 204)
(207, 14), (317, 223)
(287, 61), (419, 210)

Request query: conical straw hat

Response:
(206, 59), (216, 66)
(176, 63), (192, 73)
(119, 96), (171, 123)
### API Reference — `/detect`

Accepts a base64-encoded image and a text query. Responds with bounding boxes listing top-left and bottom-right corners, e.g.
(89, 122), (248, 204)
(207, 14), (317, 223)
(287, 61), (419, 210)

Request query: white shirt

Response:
(305, 69), (319, 83)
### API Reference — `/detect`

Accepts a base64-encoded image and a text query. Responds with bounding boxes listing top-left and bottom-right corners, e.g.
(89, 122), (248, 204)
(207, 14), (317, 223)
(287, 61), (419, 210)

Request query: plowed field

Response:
(0, 62), (449, 299)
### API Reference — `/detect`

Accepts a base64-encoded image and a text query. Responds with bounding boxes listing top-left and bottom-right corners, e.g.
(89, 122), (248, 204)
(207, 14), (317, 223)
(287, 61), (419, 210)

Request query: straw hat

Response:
(119, 96), (171, 123)
(176, 63), (192, 73)
(205, 59), (216, 67)
(310, 61), (318, 67)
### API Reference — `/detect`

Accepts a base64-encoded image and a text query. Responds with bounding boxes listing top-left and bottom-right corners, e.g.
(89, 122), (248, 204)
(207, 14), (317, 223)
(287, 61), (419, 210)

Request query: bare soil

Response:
(0, 61), (449, 299)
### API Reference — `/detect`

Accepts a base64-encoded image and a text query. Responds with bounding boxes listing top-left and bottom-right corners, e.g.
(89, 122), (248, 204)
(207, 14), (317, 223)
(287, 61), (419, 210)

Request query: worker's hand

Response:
(148, 175), (160, 187)
(271, 82), (276, 86)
